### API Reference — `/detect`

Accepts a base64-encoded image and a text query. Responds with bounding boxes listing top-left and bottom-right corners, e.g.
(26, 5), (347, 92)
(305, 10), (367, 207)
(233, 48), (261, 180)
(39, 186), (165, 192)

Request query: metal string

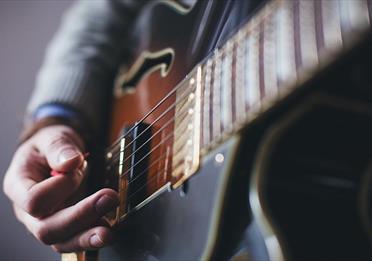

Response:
(125, 136), (186, 187)
(108, 101), (192, 168)
(106, 81), (196, 166)
(106, 75), (195, 154)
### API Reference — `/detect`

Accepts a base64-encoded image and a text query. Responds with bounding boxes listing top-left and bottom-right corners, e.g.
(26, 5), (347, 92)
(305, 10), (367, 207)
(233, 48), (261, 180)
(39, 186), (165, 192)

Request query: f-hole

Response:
(115, 48), (174, 97)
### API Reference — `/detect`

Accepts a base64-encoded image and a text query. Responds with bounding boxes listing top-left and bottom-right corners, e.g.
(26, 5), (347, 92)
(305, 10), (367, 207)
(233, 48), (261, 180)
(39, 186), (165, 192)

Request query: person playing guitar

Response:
(3, 0), (372, 260)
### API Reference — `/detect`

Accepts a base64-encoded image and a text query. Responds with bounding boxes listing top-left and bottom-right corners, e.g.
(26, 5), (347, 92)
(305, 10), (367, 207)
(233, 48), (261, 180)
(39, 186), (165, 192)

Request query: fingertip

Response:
(90, 227), (114, 248)
(57, 149), (84, 171)
(98, 188), (119, 199)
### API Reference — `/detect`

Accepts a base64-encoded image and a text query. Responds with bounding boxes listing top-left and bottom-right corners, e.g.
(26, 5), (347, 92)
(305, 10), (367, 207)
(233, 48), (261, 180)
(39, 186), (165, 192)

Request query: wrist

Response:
(21, 103), (93, 146)
(20, 115), (91, 147)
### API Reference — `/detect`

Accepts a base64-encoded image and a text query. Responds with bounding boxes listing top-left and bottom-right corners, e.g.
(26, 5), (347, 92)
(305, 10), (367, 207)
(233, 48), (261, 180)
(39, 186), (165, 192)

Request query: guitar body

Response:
(98, 0), (372, 260)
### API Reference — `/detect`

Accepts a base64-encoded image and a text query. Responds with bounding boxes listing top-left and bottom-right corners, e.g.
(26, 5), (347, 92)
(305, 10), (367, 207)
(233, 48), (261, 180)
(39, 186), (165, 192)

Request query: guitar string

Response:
(106, 82), (196, 166)
(107, 95), (193, 167)
(105, 0), (279, 155)
(111, 106), (196, 202)
(118, 123), (178, 178)
(106, 73), (197, 154)
(106, 116), (189, 201)
(106, 83), (194, 166)
(125, 136), (186, 187)
(126, 142), (189, 202)
(105, 36), (235, 161)
(126, 145), (188, 203)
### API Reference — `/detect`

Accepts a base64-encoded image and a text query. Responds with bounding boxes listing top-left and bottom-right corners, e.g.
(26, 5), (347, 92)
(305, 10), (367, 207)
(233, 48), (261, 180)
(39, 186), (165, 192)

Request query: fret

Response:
(298, 0), (318, 70)
(275, 0), (296, 88)
(321, 0), (343, 54)
(212, 50), (222, 140)
(220, 42), (234, 132)
(263, 6), (278, 102)
(339, 0), (370, 43)
(234, 31), (248, 123)
(314, 1), (324, 53)
(347, 0), (370, 33)
(202, 59), (212, 150)
(245, 25), (261, 113)
(106, 0), (372, 227)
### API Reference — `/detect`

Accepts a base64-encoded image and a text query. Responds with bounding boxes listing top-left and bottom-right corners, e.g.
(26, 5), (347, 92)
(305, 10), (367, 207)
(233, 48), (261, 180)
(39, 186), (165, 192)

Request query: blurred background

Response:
(0, 1), (72, 259)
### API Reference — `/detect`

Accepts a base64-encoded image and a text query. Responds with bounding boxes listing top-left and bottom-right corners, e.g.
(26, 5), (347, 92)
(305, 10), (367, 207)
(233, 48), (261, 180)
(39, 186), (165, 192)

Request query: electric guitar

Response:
(64, 0), (372, 260)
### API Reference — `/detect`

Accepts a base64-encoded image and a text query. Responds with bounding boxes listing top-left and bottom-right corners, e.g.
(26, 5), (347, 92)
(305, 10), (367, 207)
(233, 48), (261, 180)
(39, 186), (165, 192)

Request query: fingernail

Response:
(58, 148), (80, 164)
(80, 160), (88, 172)
(89, 234), (105, 248)
(95, 195), (119, 216)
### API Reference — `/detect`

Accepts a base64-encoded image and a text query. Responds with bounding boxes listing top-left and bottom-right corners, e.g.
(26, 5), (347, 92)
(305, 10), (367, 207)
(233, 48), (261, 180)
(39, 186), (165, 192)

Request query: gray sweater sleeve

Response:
(27, 0), (143, 133)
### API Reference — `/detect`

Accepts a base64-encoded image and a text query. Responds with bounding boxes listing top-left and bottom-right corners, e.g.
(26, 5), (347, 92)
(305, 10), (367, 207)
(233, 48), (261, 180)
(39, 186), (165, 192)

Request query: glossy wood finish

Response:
(99, 0), (372, 260)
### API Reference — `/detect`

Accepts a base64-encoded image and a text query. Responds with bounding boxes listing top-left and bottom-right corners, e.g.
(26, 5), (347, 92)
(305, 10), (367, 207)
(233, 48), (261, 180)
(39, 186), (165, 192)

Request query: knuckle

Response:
(45, 126), (83, 148)
(34, 223), (53, 245)
(22, 194), (45, 218)
(51, 245), (64, 253)
(47, 135), (71, 153)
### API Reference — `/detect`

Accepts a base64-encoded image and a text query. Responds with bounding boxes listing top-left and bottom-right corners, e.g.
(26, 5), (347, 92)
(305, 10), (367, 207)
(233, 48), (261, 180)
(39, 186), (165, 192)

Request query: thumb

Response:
(33, 125), (85, 172)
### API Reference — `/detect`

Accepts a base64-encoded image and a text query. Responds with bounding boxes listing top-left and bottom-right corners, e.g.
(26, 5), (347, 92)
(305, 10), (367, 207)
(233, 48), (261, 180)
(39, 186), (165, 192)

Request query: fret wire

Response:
(276, 0), (297, 88)
(212, 49), (222, 140)
(220, 41), (233, 132)
(263, 6), (278, 101)
(230, 37), (238, 125)
(321, 0), (343, 54)
(245, 24), (260, 113)
(234, 30), (247, 123)
(202, 59), (212, 149)
(314, 0), (325, 54)
(299, 0), (318, 70)
(200, 60), (205, 149)
(293, 0), (302, 70)
(258, 22), (265, 101)
(347, 0), (370, 33)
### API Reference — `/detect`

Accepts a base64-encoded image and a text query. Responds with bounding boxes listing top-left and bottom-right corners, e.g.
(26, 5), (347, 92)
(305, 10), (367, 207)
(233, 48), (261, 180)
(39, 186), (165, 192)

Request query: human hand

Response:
(3, 125), (119, 253)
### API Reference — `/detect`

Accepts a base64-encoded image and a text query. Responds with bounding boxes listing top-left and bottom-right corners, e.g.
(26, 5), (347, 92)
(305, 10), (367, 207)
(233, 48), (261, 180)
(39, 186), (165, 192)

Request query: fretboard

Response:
(105, 0), (371, 224)
(172, 0), (371, 183)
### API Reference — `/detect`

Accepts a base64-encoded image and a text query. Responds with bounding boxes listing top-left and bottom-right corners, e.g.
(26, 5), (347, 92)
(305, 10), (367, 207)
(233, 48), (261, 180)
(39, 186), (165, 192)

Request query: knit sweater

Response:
(27, 0), (144, 133)
(27, 0), (258, 136)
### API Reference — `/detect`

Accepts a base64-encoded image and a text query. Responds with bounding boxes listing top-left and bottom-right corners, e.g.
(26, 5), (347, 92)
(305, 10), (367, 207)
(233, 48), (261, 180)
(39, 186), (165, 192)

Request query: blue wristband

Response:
(33, 104), (80, 122)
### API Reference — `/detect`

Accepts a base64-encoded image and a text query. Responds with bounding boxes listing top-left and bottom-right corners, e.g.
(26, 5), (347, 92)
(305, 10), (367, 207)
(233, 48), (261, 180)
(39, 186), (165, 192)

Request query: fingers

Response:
(3, 125), (118, 253)
(51, 226), (114, 253)
(3, 125), (87, 217)
(14, 188), (118, 250)
(33, 125), (84, 172)
(4, 147), (87, 217)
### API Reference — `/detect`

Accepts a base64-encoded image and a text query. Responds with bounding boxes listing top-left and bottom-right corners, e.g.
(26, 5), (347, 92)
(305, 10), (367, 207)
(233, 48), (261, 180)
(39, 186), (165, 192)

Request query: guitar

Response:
(64, 0), (372, 260)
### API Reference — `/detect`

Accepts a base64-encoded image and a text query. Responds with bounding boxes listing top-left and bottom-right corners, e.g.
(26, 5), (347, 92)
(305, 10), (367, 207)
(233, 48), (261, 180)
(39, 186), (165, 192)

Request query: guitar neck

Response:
(172, 0), (371, 181)
(105, 0), (371, 225)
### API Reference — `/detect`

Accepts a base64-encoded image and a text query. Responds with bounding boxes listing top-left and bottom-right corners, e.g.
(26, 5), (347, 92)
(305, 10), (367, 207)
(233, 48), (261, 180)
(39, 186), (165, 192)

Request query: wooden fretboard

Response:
(105, 0), (372, 224)
(172, 0), (371, 184)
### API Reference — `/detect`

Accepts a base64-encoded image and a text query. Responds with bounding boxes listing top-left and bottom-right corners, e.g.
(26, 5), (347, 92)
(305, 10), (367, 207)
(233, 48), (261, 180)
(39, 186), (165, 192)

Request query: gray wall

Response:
(0, 1), (72, 260)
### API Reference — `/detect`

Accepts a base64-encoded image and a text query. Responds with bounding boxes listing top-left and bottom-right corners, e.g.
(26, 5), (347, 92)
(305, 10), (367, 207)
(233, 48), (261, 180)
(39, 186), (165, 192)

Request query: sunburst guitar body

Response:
(66, 0), (372, 260)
